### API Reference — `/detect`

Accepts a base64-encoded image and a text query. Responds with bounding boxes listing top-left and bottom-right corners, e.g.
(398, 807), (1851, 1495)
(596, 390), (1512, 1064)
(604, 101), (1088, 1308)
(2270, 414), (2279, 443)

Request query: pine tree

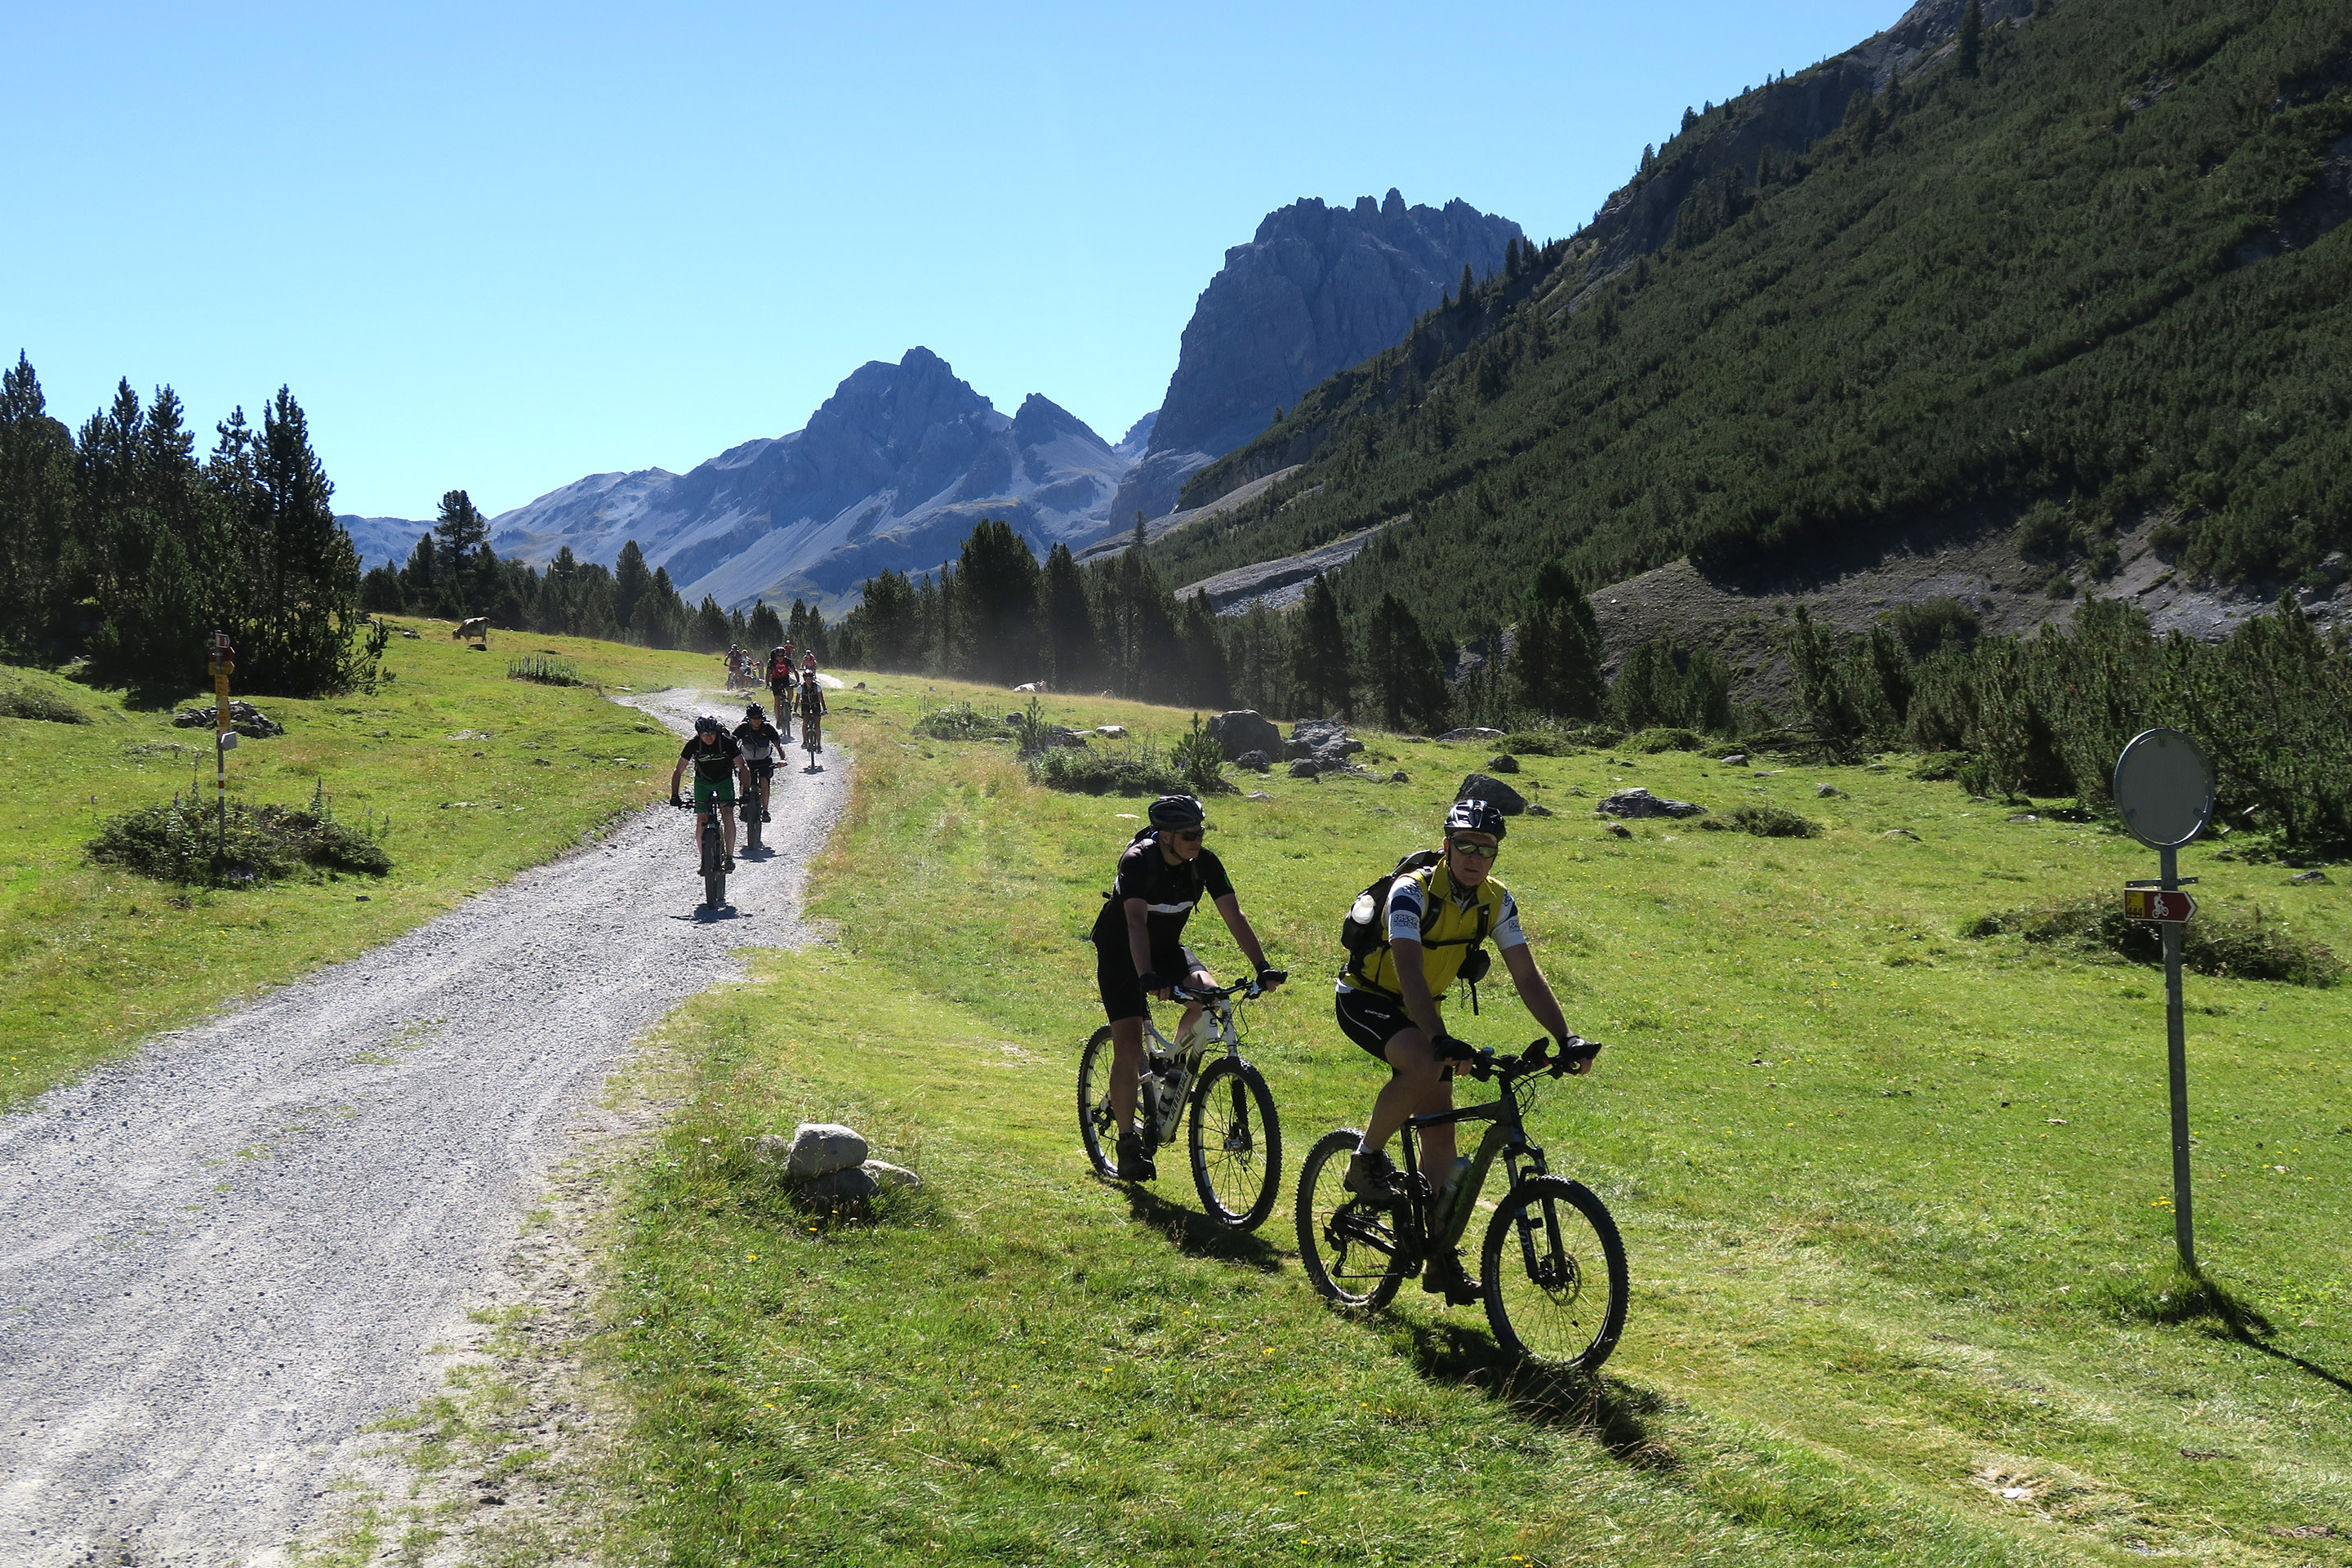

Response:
(1290, 573), (1353, 719)
(1458, 262), (1477, 310)
(690, 595), (732, 653)
(1040, 541), (1098, 691)
(949, 517), (1041, 684)
(433, 489), (488, 559)
(748, 599), (783, 648)
(612, 540), (652, 632)
(1958, 0), (1983, 75)
(0, 354), (74, 651)
(1365, 593), (1450, 731)
(1508, 561), (1604, 719)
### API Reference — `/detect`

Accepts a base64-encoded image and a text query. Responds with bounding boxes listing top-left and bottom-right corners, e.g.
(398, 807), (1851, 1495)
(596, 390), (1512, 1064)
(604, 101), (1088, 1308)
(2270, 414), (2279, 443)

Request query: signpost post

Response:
(2113, 728), (2215, 1274)
(208, 631), (235, 866)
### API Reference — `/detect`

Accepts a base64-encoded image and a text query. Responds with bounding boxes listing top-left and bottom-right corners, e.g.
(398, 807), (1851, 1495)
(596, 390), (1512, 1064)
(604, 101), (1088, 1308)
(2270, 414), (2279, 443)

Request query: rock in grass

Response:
(1815, 783), (1842, 798)
(1245, 790), (1274, 801)
(1288, 759), (1321, 778)
(1233, 749), (1272, 772)
(802, 1166), (881, 1201)
(1486, 754), (1521, 773)
(1720, 753), (1748, 766)
(864, 1160), (921, 1190)
(1457, 773), (1529, 814)
(1597, 786), (1704, 819)
(787, 1122), (868, 1178)
(2290, 869), (2330, 884)
(1437, 727), (1505, 743)
(1207, 710), (1282, 761)
(1603, 822), (1633, 839)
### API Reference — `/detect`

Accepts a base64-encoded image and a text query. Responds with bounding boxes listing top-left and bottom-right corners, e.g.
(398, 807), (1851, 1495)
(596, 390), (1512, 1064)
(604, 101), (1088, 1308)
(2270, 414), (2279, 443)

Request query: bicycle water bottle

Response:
(1433, 1154), (1473, 1227)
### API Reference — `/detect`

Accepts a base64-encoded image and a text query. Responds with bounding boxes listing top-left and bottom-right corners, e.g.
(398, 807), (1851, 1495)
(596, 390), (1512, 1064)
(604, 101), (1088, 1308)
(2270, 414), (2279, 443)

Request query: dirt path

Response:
(0, 687), (846, 1567)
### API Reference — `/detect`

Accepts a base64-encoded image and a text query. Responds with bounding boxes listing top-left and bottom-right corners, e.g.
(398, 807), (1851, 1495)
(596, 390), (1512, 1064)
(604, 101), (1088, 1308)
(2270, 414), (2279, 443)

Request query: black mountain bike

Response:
(1296, 1037), (1627, 1370)
(743, 769), (768, 853)
(675, 797), (729, 911)
(1077, 975), (1285, 1229)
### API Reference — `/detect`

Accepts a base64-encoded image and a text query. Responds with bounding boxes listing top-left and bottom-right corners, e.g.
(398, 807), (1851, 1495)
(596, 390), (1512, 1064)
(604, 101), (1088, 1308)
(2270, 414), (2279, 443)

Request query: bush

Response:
(1964, 896), (2342, 987)
(1171, 714), (1230, 795)
(1502, 730), (1575, 756)
(1718, 804), (1823, 838)
(1027, 742), (1187, 797)
(1624, 726), (1707, 754)
(913, 702), (1006, 742)
(507, 656), (584, 686)
(89, 800), (392, 885)
(0, 685), (90, 724)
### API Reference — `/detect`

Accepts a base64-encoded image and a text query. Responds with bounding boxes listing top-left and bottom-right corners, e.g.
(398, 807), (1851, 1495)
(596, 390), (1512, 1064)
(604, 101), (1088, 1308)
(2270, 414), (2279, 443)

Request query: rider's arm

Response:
(669, 758), (686, 794)
(1210, 893), (1271, 974)
(1392, 938), (1447, 1040)
(1499, 944), (1586, 1071)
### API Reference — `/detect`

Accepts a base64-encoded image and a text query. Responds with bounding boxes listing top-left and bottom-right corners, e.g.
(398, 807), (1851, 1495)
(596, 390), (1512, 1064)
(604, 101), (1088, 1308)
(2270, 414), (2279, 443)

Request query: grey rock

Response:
(1457, 773), (1529, 815)
(1437, 727), (1506, 744)
(2291, 868), (2331, 884)
(1245, 790), (1275, 801)
(786, 1121), (868, 1178)
(1882, 828), (1922, 840)
(801, 1166), (881, 1202)
(863, 1159), (921, 1190)
(1720, 753), (1749, 766)
(1108, 192), (1523, 524)
(1013, 681), (1048, 693)
(1603, 822), (1633, 839)
(172, 700), (283, 738)
(1207, 710), (1282, 761)
(1486, 754), (1520, 773)
(1526, 803), (1554, 817)
(743, 1133), (792, 1162)
(2007, 813), (2040, 824)
(1094, 724), (1127, 738)
(1815, 783), (1843, 798)
(1233, 749), (1272, 772)
(1288, 760), (1322, 778)
(1388, 771), (1409, 783)
(1285, 719), (1363, 760)
(1597, 786), (1706, 819)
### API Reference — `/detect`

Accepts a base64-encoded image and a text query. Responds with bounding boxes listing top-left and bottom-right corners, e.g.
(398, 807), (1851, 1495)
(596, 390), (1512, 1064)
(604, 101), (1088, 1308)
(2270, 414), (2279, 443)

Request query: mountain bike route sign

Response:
(2123, 887), (2198, 923)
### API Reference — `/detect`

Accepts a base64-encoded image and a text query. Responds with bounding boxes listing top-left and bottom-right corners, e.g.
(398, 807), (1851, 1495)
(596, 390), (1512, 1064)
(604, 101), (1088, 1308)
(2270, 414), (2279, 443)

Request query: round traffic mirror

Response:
(2113, 728), (2213, 850)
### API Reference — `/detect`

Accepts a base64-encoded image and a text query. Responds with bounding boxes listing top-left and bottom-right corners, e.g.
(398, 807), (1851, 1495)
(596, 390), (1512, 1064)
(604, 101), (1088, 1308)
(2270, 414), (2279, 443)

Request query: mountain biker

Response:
(734, 702), (783, 825)
(765, 646), (795, 739)
(1336, 797), (1588, 1304)
(721, 644), (741, 688)
(669, 715), (751, 871)
(794, 668), (827, 757)
(1089, 794), (1284, 1182)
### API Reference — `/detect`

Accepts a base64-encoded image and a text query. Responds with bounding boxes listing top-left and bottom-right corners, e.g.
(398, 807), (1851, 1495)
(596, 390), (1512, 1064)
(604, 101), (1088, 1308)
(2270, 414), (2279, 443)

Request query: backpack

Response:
(1339, 849), (1494, 1010)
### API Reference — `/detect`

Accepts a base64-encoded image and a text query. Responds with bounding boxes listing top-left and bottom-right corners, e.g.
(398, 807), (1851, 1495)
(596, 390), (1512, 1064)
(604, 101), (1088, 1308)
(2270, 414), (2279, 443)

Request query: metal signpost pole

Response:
(212, 632), (234, 864)
(2158, 844), (2194, 1272)
(2113, 728), (2213, 1280)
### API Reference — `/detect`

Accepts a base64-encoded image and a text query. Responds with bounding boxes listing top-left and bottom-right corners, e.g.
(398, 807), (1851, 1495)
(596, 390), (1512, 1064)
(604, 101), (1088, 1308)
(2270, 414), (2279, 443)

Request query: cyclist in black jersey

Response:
(669, 715), (751, 871)
(794, 670), (826, 760)
(1089, 794), (1284, 1180)
(765, 648), (795, 742)
(734, 703), (783, 824)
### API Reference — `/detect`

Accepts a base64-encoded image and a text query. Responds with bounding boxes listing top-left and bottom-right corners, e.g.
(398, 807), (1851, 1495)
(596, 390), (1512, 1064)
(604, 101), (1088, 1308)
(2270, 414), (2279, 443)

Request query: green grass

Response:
(608, 679), (2351, 1564)
(0, 618), (718, 1107)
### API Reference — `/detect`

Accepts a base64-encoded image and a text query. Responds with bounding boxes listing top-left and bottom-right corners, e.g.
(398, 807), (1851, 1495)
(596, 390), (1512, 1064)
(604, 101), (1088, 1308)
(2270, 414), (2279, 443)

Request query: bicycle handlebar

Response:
(1169, 969), (1286, 1004)
(1454, 1035), (1605, 1082)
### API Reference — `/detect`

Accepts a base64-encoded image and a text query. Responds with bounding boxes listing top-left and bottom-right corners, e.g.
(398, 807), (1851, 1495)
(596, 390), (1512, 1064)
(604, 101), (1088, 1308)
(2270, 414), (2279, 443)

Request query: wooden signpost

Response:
(2113, 728), (2215, 1273)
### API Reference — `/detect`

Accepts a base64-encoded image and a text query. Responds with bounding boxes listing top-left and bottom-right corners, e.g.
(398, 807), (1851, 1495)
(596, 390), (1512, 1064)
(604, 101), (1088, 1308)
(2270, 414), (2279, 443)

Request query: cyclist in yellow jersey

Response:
(1335, 797), (1589, 1303)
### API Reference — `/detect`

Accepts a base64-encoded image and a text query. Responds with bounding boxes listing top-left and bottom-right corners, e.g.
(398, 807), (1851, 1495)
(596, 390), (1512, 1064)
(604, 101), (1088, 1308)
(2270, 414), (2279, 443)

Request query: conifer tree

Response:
(612, 540), (652, 631)
(1458, 262), (1477, 310)
(1040, 541), (1098, 691)
(1508, 561), (1604, 719)
(1958, 0), (1983, 75)
(0, 354), (74, 650)
(1365, 593), (1450, 732)
(949, 517), (1041, 684)
(1290, 573), (1353, 719)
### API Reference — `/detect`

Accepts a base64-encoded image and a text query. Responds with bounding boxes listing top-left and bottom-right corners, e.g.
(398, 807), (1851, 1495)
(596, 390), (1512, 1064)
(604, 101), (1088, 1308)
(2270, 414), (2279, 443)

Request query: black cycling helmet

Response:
(1148, 794), (1206, 830)
(694, 714), (722, 733)
(744, 702), (764, 719)
(1445, 797), (1508, 840)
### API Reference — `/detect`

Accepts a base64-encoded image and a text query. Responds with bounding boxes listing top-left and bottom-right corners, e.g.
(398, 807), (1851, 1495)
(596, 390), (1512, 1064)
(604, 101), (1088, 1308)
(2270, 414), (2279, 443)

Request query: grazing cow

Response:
(454, 616), (489, 644)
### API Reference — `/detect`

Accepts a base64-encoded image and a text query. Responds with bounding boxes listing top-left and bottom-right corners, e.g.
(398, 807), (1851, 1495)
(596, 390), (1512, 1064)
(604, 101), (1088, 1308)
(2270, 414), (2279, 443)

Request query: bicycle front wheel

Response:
(1481, 1176), (1627, 1371)
(1075, 1026), (1120, 1178)
(701, 822), (725, 909)
(1295, 1129), (1407, 1310)
(1187, 1057), (1281, 1230)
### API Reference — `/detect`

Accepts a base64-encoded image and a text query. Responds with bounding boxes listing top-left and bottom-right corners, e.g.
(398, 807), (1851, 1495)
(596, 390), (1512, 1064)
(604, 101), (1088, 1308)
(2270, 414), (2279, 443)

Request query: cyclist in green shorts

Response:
(669, 715), (751, 871)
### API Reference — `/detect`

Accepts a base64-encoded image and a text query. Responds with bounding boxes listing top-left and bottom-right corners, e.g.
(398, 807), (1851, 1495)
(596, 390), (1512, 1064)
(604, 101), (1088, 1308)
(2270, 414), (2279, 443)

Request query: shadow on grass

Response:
(1393, 1315), (1677, 1467)
(1118, 1183), (1285, 1272)
(2105, 1269), (2352, 1397)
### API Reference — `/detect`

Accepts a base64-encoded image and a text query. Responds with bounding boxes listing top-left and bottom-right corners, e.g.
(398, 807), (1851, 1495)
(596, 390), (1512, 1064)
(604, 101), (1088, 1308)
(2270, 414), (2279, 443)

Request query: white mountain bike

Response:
(1076, 973), (1285, 1230)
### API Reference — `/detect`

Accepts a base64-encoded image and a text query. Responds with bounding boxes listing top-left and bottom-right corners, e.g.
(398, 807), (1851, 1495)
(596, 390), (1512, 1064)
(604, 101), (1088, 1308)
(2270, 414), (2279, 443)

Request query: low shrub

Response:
(1711, 804), (1824, 838)
(1502, 730), (1575, 757)
(0, 685), (90, 724)
(913, 702), (1005, 742)
(1964, 895), (2342, 987)
(89, 801), (393, 885)
(506, 656), (584, 686)
(1170, 714), (1230, 795)
(1624, 727), (1707, 754)
(1027, 742), (1187, 797)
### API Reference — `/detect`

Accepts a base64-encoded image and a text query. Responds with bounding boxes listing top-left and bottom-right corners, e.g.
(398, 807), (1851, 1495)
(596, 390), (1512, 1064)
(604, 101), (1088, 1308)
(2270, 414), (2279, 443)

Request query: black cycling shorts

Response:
(1095, 941), (1204, 1026)
(746, 757), (776, 779)
(1335, 987), (1450, 1079)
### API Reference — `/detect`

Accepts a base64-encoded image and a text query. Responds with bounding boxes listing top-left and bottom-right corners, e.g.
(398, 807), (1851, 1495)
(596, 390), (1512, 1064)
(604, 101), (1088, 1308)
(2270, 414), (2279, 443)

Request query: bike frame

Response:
(1397, 1077), (1548, 1254)
(1134, 991), (1247, 1148)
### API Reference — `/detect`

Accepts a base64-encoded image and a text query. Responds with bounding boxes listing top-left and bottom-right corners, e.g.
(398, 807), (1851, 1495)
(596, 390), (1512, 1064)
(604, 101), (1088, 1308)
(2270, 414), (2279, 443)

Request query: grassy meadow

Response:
(0, 618), (719, 1107)
(604, 675), (2350, 1566)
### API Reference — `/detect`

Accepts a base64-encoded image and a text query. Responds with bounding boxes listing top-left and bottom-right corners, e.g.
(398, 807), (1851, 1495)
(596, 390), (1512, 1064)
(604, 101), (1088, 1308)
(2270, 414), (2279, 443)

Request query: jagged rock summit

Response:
(1107, 190), (1522, 527)
(490, 347), (1128, 612)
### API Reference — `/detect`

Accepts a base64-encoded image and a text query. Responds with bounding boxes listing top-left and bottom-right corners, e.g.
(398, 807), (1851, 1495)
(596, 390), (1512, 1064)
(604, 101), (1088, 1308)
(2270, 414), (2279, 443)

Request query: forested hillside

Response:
(1156, 0), (2352, 645)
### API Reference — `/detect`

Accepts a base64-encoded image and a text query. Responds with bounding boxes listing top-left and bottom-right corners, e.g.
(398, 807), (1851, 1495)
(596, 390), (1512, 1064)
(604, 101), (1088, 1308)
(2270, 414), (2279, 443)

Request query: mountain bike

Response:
(1295, 1036), (1627, 1370)
(743, 765), (771, 853)
(675, 796), (729, 910)
(1077, 973), (1285, 1229)
(800, 715), (822, 770)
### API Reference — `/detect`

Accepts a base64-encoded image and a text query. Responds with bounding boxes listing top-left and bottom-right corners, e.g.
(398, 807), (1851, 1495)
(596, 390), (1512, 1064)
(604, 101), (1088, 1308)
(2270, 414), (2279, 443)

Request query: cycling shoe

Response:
(1115, 1133), (1156, 1183)
(1420, 1250), (1484, 1307)
(1344, 1149), (1411, 1207)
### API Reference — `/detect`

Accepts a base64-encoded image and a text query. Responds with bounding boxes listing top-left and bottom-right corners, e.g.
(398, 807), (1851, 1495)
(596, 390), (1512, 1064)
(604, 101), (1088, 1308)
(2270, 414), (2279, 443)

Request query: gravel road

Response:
(0, 688), (846, 1566)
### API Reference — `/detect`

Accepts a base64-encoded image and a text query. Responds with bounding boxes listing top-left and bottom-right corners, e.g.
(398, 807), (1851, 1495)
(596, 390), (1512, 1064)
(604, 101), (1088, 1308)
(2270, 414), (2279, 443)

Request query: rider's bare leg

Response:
(1364, 1027), (1456, 1190)
(1108, 1014), (1145, 1133)
(720, 803), (737, 859)
(1178, 962), (1215, 1041)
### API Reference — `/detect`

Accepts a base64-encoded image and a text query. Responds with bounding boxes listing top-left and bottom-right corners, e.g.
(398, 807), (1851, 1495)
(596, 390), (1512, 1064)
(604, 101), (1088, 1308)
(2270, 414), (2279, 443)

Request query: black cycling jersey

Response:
(1089, 831), (1234, 955)
(733, 719), (782, 763)
(679, 732), (742, 782)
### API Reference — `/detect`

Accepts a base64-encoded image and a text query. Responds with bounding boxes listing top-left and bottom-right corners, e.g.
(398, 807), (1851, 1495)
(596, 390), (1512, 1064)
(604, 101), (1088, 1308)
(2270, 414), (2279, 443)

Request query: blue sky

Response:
(8, 1), (1901, 519)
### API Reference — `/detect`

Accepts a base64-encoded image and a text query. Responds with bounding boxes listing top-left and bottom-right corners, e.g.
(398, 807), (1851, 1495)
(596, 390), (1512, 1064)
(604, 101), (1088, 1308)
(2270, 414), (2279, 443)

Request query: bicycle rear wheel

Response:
(1480, 1176), (1627, 1371)
(1187, 1057), (1280, 1230)
(1295, 1129), (1408, 1310)
(1075, 1026), (1120, 1178)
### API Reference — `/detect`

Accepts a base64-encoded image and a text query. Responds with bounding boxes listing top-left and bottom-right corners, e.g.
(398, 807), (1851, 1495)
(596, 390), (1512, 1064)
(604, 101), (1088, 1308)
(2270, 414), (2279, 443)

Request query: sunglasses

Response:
(1449, 837), (1500, 860)
(1172, 828), (1206, 843)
